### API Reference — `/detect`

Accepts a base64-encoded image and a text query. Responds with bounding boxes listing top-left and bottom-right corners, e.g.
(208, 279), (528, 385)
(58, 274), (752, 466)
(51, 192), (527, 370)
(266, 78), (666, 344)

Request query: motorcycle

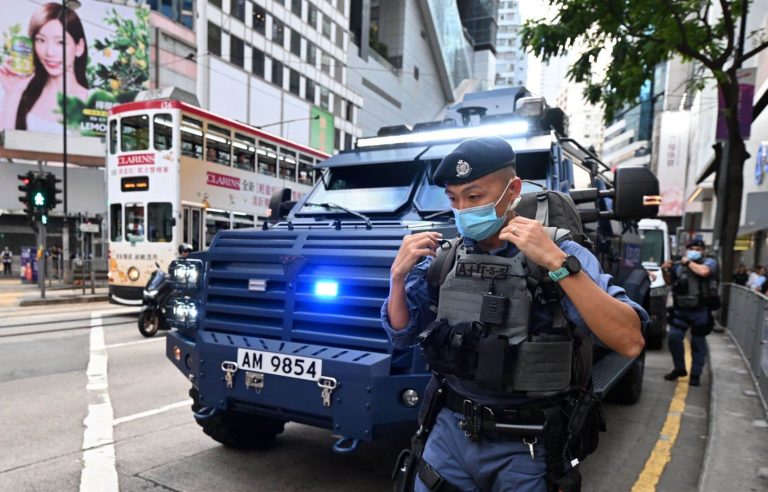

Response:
(138, 262), (173, 337)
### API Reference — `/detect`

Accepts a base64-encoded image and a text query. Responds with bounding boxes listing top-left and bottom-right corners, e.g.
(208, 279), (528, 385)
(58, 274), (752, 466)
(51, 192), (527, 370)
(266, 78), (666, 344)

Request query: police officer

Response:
(382, 136), (649, 491)
(661, 238), (718, 387)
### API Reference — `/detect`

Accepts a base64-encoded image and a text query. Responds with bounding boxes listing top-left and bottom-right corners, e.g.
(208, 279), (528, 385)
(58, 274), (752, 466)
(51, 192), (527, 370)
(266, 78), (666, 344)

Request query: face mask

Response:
(686, 250), (702, 261)
(452, 179), (519, 241)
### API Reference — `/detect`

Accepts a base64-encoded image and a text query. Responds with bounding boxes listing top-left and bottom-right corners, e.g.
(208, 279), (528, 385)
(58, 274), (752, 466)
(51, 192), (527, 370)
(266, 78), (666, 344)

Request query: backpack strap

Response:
(426, 237), (462, 307)
(535, 191), (549, 224)
(526, 227), (572, 333)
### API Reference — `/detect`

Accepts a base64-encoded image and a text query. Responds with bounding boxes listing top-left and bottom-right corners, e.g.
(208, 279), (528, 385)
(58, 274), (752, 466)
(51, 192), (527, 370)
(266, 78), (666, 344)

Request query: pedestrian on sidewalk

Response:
(746, 265), (766, 293)
(732, 264), (749, 286)
(1, 246), (12, 276)
(661, 238), (719, 387)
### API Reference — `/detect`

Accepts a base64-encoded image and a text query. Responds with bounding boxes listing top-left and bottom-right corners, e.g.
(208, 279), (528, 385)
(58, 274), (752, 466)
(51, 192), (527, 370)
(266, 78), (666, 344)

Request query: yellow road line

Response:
(631, 338), (692, 492)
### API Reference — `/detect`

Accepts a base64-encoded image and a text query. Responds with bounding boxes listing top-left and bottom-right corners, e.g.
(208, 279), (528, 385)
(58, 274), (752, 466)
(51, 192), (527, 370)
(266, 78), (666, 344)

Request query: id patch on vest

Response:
(455, 260), (511, 280)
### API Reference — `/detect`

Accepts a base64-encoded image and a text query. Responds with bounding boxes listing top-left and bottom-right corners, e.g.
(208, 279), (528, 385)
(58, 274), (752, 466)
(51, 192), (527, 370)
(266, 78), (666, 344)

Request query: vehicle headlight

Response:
(127, 267), (140, 282)
(167, 297), (200, 331)
(401, 389), (420, 408)
(169, 259), (204, 290)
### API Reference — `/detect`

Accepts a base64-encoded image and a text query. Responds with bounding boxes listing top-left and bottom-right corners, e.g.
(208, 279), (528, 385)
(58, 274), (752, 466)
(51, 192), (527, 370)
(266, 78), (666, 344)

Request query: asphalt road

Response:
(0, 303), (709, 491)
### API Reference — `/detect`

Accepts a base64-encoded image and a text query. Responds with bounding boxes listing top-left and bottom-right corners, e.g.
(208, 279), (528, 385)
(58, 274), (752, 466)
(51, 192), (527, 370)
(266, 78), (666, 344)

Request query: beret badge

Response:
(455, 159), (472, 178)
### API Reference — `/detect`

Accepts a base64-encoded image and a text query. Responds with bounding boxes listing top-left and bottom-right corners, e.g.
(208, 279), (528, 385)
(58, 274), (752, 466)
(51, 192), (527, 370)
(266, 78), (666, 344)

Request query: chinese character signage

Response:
(0, 1), (150, 137)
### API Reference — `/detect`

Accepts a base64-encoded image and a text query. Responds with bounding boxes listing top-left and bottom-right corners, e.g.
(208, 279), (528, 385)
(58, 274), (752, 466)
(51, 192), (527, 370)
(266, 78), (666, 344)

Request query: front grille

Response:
(203, 227), (405, 353)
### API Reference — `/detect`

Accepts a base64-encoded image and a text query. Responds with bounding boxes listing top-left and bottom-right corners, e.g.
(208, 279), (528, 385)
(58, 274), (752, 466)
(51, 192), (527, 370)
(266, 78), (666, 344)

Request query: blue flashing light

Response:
(314, 281), (339, 298)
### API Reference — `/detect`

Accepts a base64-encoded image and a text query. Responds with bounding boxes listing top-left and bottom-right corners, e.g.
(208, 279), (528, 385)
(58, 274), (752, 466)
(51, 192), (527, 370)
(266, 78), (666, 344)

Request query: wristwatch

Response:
(548, 255), (582, 282)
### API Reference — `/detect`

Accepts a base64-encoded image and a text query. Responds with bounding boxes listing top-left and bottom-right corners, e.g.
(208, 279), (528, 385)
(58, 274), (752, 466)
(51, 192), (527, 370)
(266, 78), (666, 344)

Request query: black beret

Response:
(432, 136), (516, 187)
(686, 238), (706, 248)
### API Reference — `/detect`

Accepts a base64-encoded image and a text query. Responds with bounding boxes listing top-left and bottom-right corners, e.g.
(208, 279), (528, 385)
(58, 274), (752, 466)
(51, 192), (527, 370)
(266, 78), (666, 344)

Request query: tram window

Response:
(148, 202), (173, 242)
(109, 120), (117, 154)
(206, 124), (232, 166)
(125, 203), (146, 242)
(110, 204), (122, 242)
(205, 210), (230, 246)
(181, 116), (203, 159)
(258, 142), (277, 177)
(121, 115), (150, 152)
(153, 113), (173, 151)
(232, 213), (255, 229)
(298, 154), (314, 185)
(279, 148), (297, 182)
(234, 133), (256, 171)
(191, 209), (201, 251)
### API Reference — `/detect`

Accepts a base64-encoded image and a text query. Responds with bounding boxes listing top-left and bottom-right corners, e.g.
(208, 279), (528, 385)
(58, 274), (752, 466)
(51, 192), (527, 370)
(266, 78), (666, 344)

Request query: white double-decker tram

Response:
(106, 97), (328, 304)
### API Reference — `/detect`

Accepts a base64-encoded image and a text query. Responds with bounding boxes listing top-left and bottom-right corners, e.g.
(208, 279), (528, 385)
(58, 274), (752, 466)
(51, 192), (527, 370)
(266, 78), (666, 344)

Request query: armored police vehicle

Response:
(165, 87), (660, 452)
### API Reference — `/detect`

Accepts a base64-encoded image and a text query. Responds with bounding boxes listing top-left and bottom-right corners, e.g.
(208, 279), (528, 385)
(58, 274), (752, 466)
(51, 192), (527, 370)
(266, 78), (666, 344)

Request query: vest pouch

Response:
(474, 335), (512, 391)
(703, 294), (721, 310)
(419, 320), (484, 379)
(676, 295), (701, 309)
(508, 340), (573, 393)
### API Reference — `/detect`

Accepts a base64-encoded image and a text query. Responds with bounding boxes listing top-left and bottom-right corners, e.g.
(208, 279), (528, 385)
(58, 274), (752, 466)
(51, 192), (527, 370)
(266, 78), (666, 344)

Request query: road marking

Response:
(105, 337), (164, 349)
(631, 338), (693, 492)
(113, 399), (193, 426)
(79, 313), (119, 492)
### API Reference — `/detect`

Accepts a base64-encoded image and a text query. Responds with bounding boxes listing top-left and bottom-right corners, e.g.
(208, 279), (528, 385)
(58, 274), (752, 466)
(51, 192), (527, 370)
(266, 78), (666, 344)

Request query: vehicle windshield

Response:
(298, 162), (420, 214)
(641, 229), (665, 264)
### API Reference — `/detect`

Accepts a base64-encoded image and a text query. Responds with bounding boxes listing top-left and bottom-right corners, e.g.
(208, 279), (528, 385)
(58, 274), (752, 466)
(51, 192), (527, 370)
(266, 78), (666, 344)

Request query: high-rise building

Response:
(494, 0), (526, 88)
(555, 84), (605, 156)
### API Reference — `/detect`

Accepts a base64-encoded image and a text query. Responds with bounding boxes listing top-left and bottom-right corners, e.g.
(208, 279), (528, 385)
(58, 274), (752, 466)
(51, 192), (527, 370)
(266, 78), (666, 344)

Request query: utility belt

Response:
(674, 294), (721, 311)
(418, 319), (573, 396)
(443, 386), (548, 441)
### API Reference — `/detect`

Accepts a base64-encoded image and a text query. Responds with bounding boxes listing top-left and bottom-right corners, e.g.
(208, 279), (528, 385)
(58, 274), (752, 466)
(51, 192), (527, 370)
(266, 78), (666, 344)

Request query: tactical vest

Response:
(673, 262), (719, 310)
(420, 230), (587, 398)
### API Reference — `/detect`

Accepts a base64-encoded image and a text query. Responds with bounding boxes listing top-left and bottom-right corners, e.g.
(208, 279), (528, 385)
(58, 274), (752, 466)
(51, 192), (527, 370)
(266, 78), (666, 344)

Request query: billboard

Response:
(310, 106), (334, 154)
(0, 0), (149, 137)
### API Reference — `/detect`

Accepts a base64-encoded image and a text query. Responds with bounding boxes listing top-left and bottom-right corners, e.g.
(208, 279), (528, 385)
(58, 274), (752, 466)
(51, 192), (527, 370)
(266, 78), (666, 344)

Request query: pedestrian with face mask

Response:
(661, 238), (718, 387)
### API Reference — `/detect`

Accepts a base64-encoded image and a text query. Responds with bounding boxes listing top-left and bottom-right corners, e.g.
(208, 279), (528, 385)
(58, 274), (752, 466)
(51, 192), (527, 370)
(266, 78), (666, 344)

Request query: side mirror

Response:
(267, 188), (294, 222)
(613, 167), (661, 220)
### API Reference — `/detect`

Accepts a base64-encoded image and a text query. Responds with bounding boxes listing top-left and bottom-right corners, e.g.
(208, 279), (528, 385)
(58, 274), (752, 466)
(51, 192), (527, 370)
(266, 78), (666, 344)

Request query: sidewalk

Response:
(0, 277), (108, 307)
(698, 329), (768, 491)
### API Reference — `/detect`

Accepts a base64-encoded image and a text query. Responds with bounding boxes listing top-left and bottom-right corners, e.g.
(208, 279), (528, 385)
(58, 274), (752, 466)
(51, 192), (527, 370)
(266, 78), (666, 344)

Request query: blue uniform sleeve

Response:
(703, 258), (718, 277)
(380, 256), (436, 350)
(559, 241), (650, 345)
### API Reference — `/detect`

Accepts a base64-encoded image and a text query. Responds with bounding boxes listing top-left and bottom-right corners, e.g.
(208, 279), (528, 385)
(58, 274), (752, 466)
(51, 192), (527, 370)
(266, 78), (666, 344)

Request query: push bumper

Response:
(166, 330), (428, 442)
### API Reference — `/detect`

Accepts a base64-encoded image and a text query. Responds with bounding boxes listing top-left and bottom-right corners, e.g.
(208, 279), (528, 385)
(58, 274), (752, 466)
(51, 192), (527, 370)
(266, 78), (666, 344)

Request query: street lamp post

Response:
(61, 0), (81, 283)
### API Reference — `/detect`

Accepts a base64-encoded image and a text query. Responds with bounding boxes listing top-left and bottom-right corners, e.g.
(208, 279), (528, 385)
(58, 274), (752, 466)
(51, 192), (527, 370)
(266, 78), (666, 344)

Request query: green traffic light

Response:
(41, 215), (48, 225)
(34, 191), (46, 207)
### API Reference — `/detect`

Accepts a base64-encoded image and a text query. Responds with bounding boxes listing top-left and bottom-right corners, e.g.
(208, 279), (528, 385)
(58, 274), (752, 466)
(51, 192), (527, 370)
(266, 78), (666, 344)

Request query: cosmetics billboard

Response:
(0, 0), (149, 138)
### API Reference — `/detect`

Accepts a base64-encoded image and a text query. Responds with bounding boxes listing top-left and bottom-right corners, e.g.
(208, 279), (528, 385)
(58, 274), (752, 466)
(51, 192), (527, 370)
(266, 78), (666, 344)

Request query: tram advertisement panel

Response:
(0, 0), (150, 137)
(180, 159), (312, 216)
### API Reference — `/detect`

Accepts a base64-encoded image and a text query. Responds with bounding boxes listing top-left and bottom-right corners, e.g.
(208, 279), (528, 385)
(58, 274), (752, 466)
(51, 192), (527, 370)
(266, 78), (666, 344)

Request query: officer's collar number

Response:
(455, 261), (510, 280)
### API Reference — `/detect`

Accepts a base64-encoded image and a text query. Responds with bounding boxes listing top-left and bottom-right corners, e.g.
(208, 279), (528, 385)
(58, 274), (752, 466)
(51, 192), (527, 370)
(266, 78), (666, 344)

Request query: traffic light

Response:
(29, 175), (48, 212)
(17, 172), (33, 218)
(43, 173), (62, 209)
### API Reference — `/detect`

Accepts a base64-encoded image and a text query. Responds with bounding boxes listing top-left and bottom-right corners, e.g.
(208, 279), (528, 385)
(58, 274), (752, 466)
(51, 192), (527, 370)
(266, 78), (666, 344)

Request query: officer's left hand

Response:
(499, 216), (566, 271)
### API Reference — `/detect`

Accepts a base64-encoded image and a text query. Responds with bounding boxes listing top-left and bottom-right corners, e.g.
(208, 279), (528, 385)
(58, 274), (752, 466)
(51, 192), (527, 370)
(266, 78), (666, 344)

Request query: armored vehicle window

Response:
(415, 173), (450, 212)
(301, 162), (420, 213)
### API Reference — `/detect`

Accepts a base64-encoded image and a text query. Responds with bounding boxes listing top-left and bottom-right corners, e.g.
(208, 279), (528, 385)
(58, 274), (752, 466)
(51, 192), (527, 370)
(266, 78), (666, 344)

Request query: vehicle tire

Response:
(606, 352), (645, 405)
(190, 387), (285, 450)
(138, 310), (160, 337)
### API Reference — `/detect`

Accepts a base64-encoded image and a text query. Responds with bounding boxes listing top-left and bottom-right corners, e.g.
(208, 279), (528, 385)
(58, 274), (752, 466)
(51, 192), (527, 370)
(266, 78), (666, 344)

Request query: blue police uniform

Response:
(381, 239), (650, 491)
(667, 258), (718, 379)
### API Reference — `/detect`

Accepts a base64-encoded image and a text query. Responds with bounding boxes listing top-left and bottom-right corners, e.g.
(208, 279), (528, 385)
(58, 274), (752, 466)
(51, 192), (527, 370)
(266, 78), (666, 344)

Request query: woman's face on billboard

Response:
(34, 20), (84, 78)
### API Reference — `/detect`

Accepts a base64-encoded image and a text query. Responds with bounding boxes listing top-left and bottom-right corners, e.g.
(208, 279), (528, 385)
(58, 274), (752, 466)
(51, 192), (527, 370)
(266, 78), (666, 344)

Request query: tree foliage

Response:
(520, 0), (768, 121)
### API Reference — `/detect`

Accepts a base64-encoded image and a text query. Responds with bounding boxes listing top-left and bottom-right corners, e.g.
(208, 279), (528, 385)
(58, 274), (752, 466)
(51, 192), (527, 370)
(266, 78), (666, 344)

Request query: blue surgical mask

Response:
(452, 180), (518, 241)
(686, 250), (702, 261)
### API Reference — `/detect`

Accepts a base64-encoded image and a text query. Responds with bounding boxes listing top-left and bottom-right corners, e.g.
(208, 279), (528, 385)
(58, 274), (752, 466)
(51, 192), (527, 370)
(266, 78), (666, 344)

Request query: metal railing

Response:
(721, 283), (768, 408)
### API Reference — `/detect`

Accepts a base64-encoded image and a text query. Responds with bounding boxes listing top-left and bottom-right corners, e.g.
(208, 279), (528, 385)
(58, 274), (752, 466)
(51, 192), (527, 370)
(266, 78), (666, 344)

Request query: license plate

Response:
(236, 349), (322, 382)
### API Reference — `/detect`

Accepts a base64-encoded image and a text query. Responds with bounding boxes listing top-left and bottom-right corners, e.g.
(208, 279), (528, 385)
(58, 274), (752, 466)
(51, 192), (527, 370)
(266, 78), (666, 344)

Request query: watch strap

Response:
(548, 267), (570, 282)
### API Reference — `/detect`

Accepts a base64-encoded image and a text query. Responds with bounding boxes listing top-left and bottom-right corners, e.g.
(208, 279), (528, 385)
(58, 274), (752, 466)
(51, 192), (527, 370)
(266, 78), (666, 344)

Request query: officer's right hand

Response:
(390, 232), (443, 283)
(661, 261), (673, 270)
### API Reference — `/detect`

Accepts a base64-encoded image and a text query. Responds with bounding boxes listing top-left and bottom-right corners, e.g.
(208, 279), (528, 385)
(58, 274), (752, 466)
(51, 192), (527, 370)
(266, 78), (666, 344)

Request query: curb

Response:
(19, 294), (109, 307)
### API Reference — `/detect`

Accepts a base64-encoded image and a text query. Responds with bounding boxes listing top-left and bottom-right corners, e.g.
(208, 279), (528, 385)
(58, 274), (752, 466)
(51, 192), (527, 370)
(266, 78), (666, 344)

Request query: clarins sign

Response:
(207, 171), (241, 190)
